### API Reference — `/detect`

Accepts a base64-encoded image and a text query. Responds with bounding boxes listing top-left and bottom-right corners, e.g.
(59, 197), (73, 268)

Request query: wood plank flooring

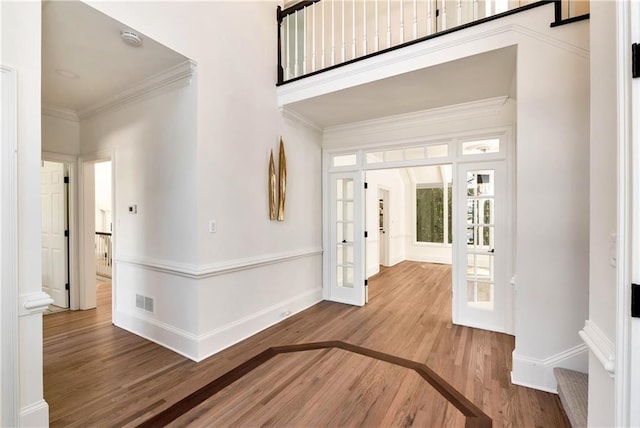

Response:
(43, 262), (570, 427)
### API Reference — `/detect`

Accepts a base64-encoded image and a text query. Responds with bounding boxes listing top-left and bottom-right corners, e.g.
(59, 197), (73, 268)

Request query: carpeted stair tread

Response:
(554, 367), (588, 428)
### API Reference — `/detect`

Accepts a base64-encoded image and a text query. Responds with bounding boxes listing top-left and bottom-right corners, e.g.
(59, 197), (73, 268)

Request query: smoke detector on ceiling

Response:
(120, 31), (142, 47)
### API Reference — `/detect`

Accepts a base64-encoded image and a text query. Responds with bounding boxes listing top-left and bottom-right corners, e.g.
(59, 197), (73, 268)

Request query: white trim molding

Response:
(19, 399), (49, 427)
(115, 287), (323, 362)
(282, 107), (322, 132)
(114, 247), (323, 280)
(325, 96), (508, 139)
(511, 343), (589, 393)
(78, 60), (196, 120)
(1, 64), (19, 428)
(19, 292), (54, 316)
(579, 320), (615, 377)
(196, 287), (322, 362)
(41, 105), (79, 122)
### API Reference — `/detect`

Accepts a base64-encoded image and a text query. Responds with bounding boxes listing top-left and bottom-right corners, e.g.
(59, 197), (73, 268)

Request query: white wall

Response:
(512, 19), (590, 391)
(83, 1), (323, 362)
(584, 1), (617, 425)
(365, 168), (407, 278)
(42, 113), (79, 156)
(1, 1), (49, 426)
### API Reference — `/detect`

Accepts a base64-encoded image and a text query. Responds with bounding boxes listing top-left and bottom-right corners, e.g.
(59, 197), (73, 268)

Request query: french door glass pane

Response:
(465, 169), (496, 309)
(336, 178), (355, 289)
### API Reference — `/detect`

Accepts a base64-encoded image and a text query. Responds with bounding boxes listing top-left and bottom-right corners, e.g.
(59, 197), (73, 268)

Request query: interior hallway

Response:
(43, 262), (570, 427)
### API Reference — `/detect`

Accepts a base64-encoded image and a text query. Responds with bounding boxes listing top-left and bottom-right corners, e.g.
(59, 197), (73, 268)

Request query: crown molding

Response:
(78, 60), (196, 120)
(281, 107), (322, 132)
(324, 96), (508, 139)
(42, 105), (79, 122)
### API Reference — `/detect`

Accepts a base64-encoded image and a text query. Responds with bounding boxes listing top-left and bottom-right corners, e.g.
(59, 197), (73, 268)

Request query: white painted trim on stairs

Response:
(114, 248), (323, 280)
(511, 343), (589, 393)
(78, 60), (196, 120)
(579, 320), (615, 377)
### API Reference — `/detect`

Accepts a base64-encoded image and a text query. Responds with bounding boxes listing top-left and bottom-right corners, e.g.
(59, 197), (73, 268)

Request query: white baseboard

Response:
(196, 287), (323, 361)
(114, 287), (323, 363)
(511, 343), (588, 393)
(20, 399), (49, 427)
(114, 310), (200, 361)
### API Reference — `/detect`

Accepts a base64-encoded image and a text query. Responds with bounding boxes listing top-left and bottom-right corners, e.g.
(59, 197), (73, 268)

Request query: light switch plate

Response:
(209, 220), (217, 233)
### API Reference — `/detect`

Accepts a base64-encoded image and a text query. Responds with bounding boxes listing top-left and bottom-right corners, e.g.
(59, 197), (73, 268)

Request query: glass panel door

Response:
(329, 172), (365, 306)
(455, 162), (507, 333)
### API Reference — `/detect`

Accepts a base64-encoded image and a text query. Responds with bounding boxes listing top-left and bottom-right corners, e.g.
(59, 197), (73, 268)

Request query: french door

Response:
(328, 172), (366, 306)
(455, 161), (509, 333)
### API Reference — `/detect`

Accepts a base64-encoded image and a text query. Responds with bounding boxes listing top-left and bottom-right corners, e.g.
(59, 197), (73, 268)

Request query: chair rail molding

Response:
(579, 320), (615, 376)
(19, 292), (54, 316)
(114, 247), (323, 279)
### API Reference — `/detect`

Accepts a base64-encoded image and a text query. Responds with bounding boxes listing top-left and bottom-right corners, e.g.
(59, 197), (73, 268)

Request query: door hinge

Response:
(364, 231), (368, 238)
(64, 230), (69, 237)
(364, 182), (368, 189)
(632, 283), (640, 318)
(65, 283), (70, 291)
(633, 43), (639, 78)
(365, 279), (368, 287)
(64, 176), (69, 184)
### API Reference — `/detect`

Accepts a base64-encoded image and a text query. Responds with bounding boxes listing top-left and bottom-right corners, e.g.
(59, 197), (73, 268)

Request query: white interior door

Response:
(42, 160), (68, 308)
(455, 161), (507, 333)
(328, 172), (365, 306)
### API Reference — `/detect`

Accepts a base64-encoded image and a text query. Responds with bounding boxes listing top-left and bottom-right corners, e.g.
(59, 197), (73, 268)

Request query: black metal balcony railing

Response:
(95, 232), (112, 278)
(277, 0), (589, 85)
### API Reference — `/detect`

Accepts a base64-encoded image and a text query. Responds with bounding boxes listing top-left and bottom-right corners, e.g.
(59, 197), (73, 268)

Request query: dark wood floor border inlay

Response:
(136, 341), (492, 428)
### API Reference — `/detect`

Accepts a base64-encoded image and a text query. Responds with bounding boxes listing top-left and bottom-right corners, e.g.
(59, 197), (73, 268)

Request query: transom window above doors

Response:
(327, 131), (508, 173)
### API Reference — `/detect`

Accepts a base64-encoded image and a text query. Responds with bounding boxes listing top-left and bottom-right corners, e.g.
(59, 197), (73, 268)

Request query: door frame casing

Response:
(615, 0), (639, 425)
(1, 64), (19, 428)
(322, 126), (515, 334)
(78, 151), (115, 312)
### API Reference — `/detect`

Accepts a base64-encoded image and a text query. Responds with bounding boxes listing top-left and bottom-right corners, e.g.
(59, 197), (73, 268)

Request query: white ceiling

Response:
(285, 46), (517, 128)
(42, 0), (188, 112)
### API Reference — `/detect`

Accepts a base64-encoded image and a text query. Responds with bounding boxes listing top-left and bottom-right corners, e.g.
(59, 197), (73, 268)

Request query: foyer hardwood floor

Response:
(43, 262), (570, 427)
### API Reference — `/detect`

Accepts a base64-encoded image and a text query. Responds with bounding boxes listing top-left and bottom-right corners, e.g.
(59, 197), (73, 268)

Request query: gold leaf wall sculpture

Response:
(268, 149), (277, 220)
(277, 139), (287, 221)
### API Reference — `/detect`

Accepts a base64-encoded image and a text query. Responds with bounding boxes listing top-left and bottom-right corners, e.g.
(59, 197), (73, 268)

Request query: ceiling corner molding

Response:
(579, 320), (615, 377)
(78, 60), (196, 121)
(511, 24), (590, 59)
(42, 105), (79, 122)
(281, 107), (323, 132)
(324, 96), (509, 140)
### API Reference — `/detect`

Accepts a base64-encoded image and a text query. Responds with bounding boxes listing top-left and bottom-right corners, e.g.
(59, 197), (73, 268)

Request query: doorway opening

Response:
(94, 160), (112, 301)
(365, 165), (453, 295)
(325, 132), (513, 334)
